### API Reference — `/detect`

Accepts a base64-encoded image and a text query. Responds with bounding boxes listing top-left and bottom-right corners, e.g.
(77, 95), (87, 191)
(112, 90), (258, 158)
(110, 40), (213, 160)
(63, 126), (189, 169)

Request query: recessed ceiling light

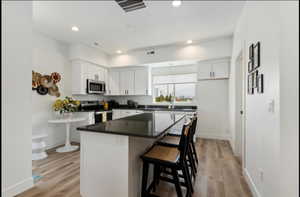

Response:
(172, 0), (182, 7)
(187, 40), (193, 44)
(71, 26), (79, 32)
(116, 50), (122, 54)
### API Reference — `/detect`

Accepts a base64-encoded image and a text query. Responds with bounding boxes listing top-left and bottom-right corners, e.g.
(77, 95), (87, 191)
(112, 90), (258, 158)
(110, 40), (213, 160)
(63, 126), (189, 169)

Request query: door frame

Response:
(234, 46), (247, 169)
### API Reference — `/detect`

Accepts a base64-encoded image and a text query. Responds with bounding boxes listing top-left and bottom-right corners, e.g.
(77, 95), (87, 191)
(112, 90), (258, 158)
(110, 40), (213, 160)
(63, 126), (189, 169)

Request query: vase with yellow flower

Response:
(53, 96), (80, 118)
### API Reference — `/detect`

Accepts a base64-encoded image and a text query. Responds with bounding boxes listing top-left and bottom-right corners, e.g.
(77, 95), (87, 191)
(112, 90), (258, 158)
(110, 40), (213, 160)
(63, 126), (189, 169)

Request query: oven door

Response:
(94, 112), (103, 123)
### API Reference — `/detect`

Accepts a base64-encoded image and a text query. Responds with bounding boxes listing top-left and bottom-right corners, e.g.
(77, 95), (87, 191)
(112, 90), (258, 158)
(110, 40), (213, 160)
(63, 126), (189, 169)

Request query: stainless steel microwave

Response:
(87, 79), (106, 94)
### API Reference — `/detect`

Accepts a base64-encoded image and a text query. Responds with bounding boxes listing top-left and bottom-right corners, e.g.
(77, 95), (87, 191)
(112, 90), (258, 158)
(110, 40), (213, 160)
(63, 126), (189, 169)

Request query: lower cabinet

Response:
(112, 109), (144, 120)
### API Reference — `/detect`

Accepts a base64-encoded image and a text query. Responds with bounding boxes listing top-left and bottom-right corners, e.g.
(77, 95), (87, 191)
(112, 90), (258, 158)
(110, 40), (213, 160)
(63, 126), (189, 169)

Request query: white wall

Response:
(229, 1), (299, 197)
(110, 36), (232, 67)
(279, 2), (299, 197)
(2, 1), (33, 196)
(32, 32), (73, 149)
(69, 44), (110, 67)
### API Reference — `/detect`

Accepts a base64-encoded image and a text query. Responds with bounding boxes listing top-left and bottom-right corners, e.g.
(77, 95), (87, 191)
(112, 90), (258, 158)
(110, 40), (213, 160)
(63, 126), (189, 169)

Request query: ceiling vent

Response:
(146, 50), (155, 55)
(115, 0), (146, 12)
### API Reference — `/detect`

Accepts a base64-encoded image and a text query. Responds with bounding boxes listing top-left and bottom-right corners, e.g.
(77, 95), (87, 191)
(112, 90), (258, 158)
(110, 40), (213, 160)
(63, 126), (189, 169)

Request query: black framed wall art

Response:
(253, 42), (260, 69)
(257, 74), (264, 93)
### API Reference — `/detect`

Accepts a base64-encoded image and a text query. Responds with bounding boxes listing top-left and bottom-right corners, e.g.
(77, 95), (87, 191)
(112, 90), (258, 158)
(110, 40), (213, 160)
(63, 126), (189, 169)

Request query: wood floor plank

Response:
(17, 139), (252, 197)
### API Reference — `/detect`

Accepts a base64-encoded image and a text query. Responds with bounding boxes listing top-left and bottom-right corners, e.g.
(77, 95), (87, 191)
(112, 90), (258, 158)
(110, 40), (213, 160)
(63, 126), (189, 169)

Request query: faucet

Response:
(169, 96), (175, 109)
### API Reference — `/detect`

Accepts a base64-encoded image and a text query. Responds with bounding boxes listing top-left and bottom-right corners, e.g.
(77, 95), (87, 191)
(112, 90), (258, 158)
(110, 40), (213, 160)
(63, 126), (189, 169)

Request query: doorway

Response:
(234, 51), (246, 165)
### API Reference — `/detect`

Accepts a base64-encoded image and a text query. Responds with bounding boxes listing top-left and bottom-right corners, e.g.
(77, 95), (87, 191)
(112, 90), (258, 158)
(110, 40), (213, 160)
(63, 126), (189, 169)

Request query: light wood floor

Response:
(17, 139), (252, 197)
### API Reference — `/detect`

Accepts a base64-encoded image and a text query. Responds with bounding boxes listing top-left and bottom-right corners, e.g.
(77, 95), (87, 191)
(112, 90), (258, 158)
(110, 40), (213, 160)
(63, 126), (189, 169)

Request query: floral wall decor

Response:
(32, 70), (61, 97)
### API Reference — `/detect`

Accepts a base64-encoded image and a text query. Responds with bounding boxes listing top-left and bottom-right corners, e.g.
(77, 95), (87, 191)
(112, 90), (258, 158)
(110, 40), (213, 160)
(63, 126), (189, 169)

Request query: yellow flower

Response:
(63, 99), (69, 104)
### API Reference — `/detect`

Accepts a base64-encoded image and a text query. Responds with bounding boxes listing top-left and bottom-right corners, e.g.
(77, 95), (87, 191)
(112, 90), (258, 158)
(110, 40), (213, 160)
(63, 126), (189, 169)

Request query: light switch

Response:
(268, 99), (275, 113)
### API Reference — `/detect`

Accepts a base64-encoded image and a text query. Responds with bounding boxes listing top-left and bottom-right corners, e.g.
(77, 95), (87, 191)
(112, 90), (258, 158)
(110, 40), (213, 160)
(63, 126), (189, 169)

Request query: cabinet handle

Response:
(146, 89), (148, 95)
(213, 72), (215, 78)
(210, 72), (212, 78)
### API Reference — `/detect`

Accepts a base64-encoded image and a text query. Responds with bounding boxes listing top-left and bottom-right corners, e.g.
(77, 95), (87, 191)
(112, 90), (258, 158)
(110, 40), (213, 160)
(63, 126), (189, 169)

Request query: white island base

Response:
(80, 131), (156, 197)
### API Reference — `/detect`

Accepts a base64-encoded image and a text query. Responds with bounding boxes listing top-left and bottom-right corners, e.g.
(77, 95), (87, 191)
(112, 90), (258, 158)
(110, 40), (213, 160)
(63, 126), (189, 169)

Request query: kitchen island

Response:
(77, 112), (186, 197)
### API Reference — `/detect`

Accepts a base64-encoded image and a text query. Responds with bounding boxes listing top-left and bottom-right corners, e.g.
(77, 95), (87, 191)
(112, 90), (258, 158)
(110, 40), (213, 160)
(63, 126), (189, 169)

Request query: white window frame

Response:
(152, 74), (196, 104)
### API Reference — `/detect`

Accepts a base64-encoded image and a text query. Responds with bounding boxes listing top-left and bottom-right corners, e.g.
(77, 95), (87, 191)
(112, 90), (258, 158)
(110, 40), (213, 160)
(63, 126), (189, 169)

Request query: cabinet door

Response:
(86, 64), (96, 80)
(72, 61), (88, 95)
(212, 61), (229, 79)
(120, 70), (134, 95)
(108, 71), (120, 95)
(134, 69), (149, 95)
(197, 63), (212, 80)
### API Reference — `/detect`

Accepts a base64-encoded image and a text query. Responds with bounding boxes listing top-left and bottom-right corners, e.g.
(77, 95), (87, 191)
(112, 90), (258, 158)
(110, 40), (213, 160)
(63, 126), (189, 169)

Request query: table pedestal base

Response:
(56, 145), (79, 153)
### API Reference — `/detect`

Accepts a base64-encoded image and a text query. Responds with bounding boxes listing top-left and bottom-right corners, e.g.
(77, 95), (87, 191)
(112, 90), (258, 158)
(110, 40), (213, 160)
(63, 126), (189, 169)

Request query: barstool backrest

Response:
(178, 121), (192, 163)
(190, 115), (198, 138)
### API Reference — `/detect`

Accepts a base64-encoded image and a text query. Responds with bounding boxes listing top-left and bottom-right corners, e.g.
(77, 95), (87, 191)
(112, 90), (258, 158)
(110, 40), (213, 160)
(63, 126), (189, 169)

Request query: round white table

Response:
(48, 117), (86, 153)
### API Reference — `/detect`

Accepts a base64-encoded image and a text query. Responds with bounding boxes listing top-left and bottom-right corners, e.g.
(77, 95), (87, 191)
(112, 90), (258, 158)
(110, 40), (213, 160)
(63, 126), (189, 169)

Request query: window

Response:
(153, 73), (196, 103)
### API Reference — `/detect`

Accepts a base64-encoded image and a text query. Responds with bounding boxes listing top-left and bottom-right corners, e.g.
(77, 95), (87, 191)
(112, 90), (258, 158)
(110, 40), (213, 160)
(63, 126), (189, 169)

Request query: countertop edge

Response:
(77, 114), (186, 139)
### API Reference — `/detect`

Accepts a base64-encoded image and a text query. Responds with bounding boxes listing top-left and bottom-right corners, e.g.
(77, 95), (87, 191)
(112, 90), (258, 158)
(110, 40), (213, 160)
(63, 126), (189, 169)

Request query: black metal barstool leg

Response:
(172, 168), (183, 197)
(187, 150), (196, 179)
(191, 141), (199, 164)
(182, 161), (193, 196)
(189, 145), (197, 173)
(153, 164), (160, 192)
(141, 161), (149, 197)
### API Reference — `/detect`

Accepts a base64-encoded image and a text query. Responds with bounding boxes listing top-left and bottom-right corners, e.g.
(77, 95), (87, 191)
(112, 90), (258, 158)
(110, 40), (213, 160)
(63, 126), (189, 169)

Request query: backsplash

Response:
(73, 94), (107, 101)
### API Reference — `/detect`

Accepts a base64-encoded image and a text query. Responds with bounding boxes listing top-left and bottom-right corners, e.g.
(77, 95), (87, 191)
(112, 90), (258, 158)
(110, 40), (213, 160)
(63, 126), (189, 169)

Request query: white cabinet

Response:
(107, 71), (120, 95)
(197, 63), (212, 80)
(72, 60), (88, 95)
(197, 58), (230, 80)
(134, 69), (151, 95)
(72, 60), (108, 95)
(107, 67), (151, 96)
(212, 61), (229, 79)
(120, 70), (135, 95)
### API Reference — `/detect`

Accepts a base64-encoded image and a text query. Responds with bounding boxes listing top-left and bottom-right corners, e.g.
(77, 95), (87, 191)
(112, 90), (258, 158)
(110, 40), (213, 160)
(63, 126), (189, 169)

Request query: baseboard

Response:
(197, 133), (231, 141)
(243, 168), (261, 197)
(46, 141), (65, 150)
(2, 177), (33, 197)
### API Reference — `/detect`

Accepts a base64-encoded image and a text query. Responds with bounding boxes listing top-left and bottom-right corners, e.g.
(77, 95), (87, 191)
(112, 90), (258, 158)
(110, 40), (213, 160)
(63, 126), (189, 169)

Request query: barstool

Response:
(158, 115), (199, 177)
(140, 123), (193, 197)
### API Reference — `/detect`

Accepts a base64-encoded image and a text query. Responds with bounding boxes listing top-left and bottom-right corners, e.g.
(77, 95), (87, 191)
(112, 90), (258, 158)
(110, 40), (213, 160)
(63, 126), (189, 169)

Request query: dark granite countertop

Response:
(77, 112), (186, 138)
(115, 105), (197, 112)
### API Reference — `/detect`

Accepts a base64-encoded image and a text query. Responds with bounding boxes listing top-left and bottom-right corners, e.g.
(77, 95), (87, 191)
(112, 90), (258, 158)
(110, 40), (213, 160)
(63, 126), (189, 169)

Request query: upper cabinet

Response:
(106, 67), (151, 96)
(197, 58), (230, 80)
(134, 68), (151, 95)
(120, 70), (135, 95)
(107, 70), (120, 95)
(72, 60), (108, 95)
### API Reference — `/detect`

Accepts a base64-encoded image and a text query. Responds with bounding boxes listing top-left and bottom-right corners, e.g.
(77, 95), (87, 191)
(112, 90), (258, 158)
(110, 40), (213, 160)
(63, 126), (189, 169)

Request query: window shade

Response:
(153, 73), (197, 84)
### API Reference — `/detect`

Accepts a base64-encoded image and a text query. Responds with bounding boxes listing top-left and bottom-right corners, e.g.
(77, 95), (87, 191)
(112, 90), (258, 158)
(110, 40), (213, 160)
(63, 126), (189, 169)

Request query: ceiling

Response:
(33, 1), (245, 55)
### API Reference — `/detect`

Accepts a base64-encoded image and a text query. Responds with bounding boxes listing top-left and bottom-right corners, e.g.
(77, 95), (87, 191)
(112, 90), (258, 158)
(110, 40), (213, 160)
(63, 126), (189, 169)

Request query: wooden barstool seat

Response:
(143, 145), (180, 164)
